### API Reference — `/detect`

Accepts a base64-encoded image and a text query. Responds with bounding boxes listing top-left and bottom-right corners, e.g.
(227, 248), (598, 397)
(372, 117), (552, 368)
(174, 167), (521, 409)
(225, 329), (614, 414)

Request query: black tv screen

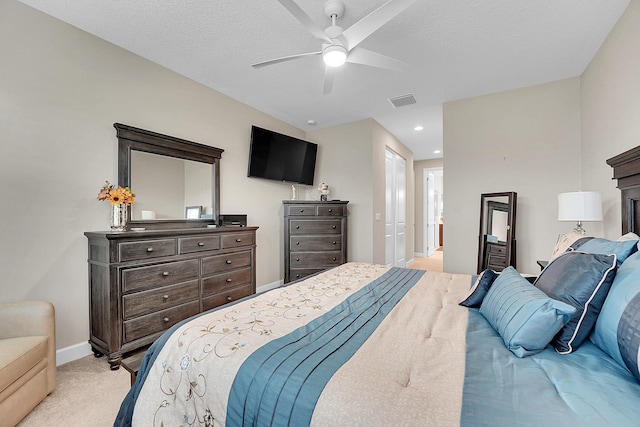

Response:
(247, 126), (317, 185)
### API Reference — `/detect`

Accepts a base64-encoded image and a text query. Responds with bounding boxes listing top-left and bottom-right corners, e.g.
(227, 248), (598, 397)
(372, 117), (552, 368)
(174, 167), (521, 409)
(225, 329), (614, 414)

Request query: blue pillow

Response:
(533, 251), (617, 354)
(459, 269), (499, 308)
(480, 267), (575, 358)
(571, 237), (638, 266)
(591, 251), (640, 381)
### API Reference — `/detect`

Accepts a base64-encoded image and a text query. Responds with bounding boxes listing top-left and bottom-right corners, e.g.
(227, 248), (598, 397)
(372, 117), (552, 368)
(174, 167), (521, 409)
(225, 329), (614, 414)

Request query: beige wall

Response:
(581, 0), (640, 238)
(443, 78), (582, 275)
(414, 159), (444, 255)
(0, 0), (414, 355)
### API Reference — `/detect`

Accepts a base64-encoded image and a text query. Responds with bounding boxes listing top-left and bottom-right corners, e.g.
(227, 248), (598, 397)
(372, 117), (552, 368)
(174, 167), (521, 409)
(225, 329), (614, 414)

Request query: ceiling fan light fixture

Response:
(323, 45), (347, 67)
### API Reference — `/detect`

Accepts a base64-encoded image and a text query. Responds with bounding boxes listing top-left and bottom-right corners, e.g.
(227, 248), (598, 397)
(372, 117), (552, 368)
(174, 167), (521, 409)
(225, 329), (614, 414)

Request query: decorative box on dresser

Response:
(84, 226), (257, 369)
(283, 200), (348, 283)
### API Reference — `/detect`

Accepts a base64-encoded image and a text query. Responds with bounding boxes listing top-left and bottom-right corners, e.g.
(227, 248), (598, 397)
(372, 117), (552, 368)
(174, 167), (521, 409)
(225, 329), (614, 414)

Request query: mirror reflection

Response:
(478, 192), (517, 273)
(130, 151), (213, 220)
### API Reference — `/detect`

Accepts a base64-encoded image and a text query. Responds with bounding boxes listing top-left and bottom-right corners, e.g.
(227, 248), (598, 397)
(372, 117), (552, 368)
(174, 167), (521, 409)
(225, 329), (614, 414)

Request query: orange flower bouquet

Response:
(97, 181), (135, 206)
(98, 181), (135, 231)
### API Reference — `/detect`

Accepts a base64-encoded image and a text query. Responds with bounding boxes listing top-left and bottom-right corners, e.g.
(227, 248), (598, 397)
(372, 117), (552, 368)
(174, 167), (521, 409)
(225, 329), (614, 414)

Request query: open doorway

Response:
(412, 167), (443, 272)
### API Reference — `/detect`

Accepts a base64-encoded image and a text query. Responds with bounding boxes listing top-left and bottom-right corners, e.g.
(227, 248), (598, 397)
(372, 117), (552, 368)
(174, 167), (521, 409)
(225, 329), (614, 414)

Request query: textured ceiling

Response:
(20, 0), (630, 160)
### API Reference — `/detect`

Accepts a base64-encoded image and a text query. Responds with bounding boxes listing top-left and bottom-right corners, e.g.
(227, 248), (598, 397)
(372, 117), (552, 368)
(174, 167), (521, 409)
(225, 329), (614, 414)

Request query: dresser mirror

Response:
(477, 192), (517, 273)
(115, 123), (224, 229)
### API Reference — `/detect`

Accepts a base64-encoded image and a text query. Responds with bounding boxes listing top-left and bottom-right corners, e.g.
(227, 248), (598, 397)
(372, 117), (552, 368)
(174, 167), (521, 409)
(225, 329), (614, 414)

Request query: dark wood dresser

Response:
(283, 200), (348, 283)
(84, 226), (257, 369)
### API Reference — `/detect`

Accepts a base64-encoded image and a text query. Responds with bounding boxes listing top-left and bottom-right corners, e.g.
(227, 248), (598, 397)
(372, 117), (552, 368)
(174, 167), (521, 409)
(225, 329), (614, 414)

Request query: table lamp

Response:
(557, 191), (603, 234)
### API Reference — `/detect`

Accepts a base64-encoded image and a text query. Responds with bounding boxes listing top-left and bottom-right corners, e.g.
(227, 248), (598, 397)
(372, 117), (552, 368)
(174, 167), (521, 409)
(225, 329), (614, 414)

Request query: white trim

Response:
(257, 279), (283, 294)
(405, 258), (414, 267)
(56, 341), (92, 366)
(414, 252), (425, 258)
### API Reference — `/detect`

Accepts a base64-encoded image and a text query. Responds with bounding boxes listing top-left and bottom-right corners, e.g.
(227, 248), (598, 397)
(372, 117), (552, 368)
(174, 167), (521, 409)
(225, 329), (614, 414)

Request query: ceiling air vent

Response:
(388, 93), (417, 108)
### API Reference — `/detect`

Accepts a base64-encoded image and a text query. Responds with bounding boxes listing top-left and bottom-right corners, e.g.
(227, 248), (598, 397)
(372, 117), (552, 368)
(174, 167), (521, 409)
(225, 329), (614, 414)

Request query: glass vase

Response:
(110, 204), (128, 231)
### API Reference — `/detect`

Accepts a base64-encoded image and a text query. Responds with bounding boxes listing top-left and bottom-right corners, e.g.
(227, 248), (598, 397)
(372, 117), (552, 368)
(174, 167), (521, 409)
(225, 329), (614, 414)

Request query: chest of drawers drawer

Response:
(121, 259), (199, 293)
(202, 283), (252, 311)
(290, 220), (342, 235)
(290, 235), (342, 251)
(179, 235), (220, 254)
(122, 280), (199, 320)
(202, 267), (252, 296)
(222, 231), (255, 249)
(286, 205), (316, 216)
(317, 205), (343, 216)
(202, 251), (252, 275)
(119, 239), (176, 262)
(122, 301), (200, 344)
(290, 251), (343, 268)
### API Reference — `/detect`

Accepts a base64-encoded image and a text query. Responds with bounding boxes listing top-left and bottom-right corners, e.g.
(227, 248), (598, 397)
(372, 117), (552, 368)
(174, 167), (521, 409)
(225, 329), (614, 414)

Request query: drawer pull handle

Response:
(296, 242), (300, 245)
(328, 209), (333, 212)
(333, 257), (337, 261)
(333, 241), (337, 245)
(296, 274), (300, 278)
(300, 209), (304, 213)
(226, 260), (232, 264)
(332, 225), (337, 229)
(226, 278), (233, 283)
(226, 296), (233, 302)
(296, 225), (300, 229)
(236, 238), (242, 243)
(163, 295), (169, 300)
(162, 271), (170, 277)
(163, 317), (169, 323)
(146, 247), (154, 252)
(296, 258), (300, 262)
(198, 242), (205, 247)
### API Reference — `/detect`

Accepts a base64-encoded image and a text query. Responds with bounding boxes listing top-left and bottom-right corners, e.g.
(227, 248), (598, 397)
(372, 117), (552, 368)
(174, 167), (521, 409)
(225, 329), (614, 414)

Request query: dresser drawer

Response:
(122, 301), (200, 344)
(290, 251), (343, 268)
(122, 280), (199, 320)
(119, 239), (176, 262)
(290, 220), (342, 235)
(487, 243), (506, 254)
(121, 259), (199, 293)
(202, 267), (252, 296)
(221, 232), (255, 249)
(286, 205), (317, 216)
(317, 205), (343, 216)
(179, 235), (220, 254)
(290, 235), (342, 251)
(289, 268), (324, 282)
(202, 283), (252, 311)
(202, 251), (252, 276)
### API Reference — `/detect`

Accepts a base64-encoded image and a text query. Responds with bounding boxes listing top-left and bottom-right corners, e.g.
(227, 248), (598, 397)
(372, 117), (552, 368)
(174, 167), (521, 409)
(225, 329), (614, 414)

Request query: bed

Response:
(115, 147), (640, 426)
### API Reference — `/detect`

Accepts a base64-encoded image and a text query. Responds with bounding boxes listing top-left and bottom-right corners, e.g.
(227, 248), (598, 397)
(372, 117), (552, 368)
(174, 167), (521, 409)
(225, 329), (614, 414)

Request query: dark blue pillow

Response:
(459, 269), (499, 308)
(534, 251), (617, 354)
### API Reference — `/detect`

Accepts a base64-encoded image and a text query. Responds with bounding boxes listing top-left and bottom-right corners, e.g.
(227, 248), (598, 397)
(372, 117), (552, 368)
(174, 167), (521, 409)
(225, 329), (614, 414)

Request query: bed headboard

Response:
(607, 145), (640, 235)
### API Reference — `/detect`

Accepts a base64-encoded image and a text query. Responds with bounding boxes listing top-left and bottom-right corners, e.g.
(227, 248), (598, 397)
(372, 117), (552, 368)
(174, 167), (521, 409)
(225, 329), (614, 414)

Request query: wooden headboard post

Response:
(607, 145), (640, 235)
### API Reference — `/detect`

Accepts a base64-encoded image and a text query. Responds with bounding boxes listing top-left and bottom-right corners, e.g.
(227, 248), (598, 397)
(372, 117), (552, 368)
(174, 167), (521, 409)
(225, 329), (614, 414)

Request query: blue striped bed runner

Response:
(226, 267), (425, 427)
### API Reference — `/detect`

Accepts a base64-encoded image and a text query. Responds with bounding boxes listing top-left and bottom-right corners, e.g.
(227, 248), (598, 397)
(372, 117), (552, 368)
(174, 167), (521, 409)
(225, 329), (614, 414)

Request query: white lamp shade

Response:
(557, 191), (603, 221)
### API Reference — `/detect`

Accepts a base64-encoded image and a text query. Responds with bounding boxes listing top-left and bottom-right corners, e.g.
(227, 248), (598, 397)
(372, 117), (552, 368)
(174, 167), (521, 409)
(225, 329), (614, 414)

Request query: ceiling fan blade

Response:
(323, 67), (337, 95)
(276, 0), (332, 43)
(342, 0), (416, 50)
(252, 51), (322, 69)
(346, 47), (408, 71)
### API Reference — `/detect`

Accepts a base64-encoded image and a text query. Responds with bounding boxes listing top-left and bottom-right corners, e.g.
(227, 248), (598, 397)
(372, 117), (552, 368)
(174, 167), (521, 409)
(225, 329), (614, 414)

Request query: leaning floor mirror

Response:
(477, 192), (517, 273)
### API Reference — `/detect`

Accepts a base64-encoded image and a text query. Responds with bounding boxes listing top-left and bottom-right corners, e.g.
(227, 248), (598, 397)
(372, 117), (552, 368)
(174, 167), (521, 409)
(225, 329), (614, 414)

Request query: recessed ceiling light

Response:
(414, 125), (424, 131)
(307, 120), (316, 126)
(434, 150), (441, 154)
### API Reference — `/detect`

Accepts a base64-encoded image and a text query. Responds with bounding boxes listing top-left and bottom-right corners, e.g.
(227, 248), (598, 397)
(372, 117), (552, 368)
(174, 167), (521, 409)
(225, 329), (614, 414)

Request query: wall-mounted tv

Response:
(247, 125), (317, 186)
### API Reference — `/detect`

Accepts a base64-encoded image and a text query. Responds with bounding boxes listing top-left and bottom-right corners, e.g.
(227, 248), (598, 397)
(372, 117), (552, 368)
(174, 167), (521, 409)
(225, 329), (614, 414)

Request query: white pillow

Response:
(549, 232), (587, 261)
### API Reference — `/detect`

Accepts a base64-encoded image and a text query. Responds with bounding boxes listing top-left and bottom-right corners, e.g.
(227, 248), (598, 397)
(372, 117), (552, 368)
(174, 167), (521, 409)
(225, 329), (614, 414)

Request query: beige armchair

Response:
(0, 301), (56, 427)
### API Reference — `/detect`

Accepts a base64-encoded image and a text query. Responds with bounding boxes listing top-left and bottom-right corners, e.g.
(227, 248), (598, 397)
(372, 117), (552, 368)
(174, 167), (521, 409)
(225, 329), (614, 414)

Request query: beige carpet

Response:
(18, 355), (130, 426)
(410, 248), (443, 272)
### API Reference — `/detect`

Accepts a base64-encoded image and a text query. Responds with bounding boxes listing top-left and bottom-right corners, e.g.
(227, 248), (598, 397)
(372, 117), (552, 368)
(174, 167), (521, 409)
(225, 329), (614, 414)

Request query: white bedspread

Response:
(130, 263), (471, 426)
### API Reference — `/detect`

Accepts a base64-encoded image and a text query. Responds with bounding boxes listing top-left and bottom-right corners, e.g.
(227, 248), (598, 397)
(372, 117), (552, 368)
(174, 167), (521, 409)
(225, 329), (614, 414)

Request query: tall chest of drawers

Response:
(84, 227), (257, 369)
(283, 201), (348, 283)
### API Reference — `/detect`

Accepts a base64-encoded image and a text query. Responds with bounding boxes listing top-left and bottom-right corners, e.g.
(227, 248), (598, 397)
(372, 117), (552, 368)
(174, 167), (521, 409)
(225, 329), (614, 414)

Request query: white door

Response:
(425, 171), (436, 257)
(385, 148), (406, 267)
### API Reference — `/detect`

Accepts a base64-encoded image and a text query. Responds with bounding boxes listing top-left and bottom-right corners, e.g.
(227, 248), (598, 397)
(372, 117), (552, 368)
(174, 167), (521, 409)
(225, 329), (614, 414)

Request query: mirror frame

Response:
(115, 123), (224, 229)
(477, 191), (517, 273)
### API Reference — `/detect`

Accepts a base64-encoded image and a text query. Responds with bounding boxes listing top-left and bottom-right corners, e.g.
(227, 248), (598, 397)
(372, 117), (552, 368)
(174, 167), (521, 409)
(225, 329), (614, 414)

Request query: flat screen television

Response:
(247, 125), (317, 185)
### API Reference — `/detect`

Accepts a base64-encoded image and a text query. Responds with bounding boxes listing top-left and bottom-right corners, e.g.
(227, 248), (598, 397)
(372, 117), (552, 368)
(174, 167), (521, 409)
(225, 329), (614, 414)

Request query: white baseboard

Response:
(257, 279), (283, 294)
(414, 252), (425, 258)
(56, 341), (92, 366)
(405, 258), (414, 267)
(57, 280), (284, 367)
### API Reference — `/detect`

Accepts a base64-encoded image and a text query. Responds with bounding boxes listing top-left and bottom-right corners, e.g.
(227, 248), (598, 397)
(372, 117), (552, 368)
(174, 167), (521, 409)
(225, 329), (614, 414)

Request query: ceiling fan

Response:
(252, 0), (416, 94)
